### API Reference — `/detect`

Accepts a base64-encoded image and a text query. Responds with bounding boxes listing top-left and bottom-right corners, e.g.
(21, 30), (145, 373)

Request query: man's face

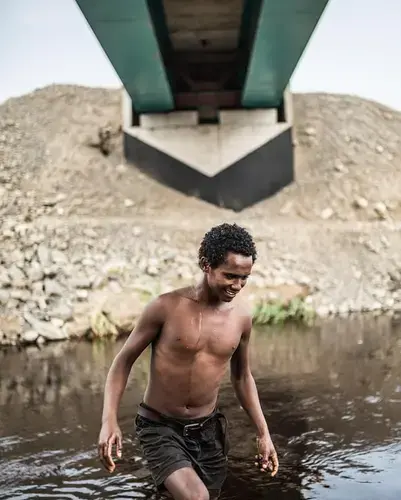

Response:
(206, 252), (253, 302)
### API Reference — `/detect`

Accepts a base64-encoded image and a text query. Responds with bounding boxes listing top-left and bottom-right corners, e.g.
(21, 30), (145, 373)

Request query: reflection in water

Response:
(1, 315), (401, 499)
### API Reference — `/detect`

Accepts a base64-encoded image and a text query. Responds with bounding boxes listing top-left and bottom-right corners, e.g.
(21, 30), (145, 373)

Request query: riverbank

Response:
(1, 85), (401, 347)
(1, 214), (401, 348)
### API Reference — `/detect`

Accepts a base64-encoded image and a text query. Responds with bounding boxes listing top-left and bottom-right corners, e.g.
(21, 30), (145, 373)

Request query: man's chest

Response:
(160, 308), (242, 358)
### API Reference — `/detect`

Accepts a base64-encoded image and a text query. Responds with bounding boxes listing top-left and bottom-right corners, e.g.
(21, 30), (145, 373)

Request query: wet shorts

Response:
(135, 403), (229, 495)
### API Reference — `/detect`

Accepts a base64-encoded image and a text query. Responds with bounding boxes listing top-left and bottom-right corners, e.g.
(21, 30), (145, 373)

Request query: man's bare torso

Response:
(142, 288), (247, 419)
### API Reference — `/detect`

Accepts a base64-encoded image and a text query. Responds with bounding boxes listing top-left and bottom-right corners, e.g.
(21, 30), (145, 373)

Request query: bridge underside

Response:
(76, 0), (329, 211)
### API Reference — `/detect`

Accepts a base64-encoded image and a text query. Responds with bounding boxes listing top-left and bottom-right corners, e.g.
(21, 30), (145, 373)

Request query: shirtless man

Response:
(98, 223), (279, 499)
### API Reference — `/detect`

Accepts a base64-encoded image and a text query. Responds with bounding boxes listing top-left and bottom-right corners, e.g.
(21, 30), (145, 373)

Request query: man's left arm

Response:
(230, 315), (279, 476)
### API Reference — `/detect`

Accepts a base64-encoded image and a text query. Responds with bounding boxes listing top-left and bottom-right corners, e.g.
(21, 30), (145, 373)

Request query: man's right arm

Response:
(98, 295), (166, 472)
(101, 295), (166, 424)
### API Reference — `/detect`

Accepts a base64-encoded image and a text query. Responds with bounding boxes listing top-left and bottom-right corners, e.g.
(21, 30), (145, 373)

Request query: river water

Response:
(1, 314), (401, 499)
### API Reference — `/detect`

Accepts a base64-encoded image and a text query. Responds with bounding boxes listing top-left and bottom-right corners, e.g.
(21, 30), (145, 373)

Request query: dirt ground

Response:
(1, 84), (400, 223)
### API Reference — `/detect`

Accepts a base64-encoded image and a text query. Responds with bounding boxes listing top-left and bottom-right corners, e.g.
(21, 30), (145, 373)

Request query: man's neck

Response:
(190, 279), (229, 309)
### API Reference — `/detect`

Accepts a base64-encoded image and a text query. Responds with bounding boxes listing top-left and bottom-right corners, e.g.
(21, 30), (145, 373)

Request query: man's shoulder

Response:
(153, 286), (193, 307)
(234, 296), (253, 317)
(233, 297), (253, 331)
(140, 288), (187, 323)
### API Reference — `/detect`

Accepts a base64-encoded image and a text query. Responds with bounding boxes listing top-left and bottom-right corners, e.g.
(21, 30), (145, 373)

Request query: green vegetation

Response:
(252, 297), (316, 326)
(89, 310), (118, 339)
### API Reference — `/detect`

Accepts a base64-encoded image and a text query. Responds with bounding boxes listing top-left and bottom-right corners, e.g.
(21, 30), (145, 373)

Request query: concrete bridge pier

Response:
(122, 89), (294, 212)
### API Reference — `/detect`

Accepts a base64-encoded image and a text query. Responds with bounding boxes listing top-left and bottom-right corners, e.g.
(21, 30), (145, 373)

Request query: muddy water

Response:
(1, 315), (401, 499)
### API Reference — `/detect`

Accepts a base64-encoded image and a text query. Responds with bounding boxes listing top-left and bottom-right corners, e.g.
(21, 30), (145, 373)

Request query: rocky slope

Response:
(1, 85), (401, 347)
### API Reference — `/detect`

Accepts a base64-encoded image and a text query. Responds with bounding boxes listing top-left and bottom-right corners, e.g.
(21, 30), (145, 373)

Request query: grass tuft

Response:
(252, 297), (316, 326)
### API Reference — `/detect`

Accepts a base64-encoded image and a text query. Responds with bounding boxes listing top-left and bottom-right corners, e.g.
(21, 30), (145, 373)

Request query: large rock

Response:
(0, 289), (10, 305)
(0, 266), (11, 287)
(23, 312), (68, 341)
(44, 278), (64, 297)
(97, 289), (143, 334)
(8, 264), (27, 288)
(27, 261), (44, 282)
(37, 244), (52, 268)
(48, 302), (73, 321)
(63, 316), (91, 339)
(21, 330), (39, 344)
(0, 314), (24, 344)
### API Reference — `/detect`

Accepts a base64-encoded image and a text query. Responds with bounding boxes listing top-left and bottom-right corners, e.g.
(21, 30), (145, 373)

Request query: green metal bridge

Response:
(75, 0), (329, 211)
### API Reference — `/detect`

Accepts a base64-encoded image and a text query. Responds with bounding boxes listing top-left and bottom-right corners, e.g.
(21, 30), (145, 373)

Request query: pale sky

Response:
(1, 0), (401, 111)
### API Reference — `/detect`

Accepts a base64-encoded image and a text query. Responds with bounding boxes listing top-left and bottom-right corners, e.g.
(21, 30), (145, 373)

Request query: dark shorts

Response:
(135, 404), (229, 495)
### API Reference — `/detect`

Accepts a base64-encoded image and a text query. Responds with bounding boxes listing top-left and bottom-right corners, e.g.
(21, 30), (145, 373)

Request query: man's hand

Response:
(255, 434), (279, 476)
(98, 420), (123, 473)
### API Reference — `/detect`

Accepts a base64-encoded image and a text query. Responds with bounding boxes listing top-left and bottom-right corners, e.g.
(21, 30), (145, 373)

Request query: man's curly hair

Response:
(198, 223), (257, 269)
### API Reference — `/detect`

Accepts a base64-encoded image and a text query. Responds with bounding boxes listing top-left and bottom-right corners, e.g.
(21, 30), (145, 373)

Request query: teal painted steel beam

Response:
(241, 0), (330, 108)
(75, 0), (174, 113)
